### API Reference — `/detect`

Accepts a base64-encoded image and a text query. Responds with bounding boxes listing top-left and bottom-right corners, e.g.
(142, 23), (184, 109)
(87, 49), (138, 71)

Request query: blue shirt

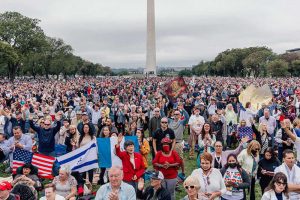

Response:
(95, 182), (136, 200)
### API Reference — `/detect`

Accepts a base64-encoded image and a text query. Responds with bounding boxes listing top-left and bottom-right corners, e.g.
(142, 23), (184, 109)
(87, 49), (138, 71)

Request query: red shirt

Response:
(152, 150), (182, 179)
(115, 145), (145, 182)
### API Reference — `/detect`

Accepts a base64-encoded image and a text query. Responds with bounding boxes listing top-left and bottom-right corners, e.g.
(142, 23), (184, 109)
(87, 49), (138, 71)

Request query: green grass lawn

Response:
(0, 129), (263, 199)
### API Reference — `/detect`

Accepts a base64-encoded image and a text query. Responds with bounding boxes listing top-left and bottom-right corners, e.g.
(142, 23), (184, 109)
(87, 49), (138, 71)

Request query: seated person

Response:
(12, 163), (41, 197)
(52, 166), (77, 200)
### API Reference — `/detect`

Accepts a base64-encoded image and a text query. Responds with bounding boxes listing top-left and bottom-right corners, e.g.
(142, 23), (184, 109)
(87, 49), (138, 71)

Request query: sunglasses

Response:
(174, 113), (180, 115)
(185, 185), (195, 190)
(44, 123), (51, 126)
(253, 148), (260, 151)
(161, 122), (168, 124)
(276, 181), (287, 186)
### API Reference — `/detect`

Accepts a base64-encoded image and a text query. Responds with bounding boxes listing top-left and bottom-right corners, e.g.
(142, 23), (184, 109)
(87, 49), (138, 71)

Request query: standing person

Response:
(258, 148), (281, 195)
(136, 128), (150, 169)
(29, 114), (61, 156)
(0, 133), (9, 162)
(95, 166), (136, 200)
(210, 114), (224, 145)
(168, 108), (189, 159)
(137, 171), (171, 200)
(237, 140), (261, 200)
(191, 152), (226, 200)
(259, 108), (277, 146)
(149, 107), (162, 158)
(77, 112), (96, 135)
(152, 137), (183, 200)
(89, 103), (101, 133)
(64, 125), (80, 153)
(98, 126), (111, 185)
(188, 106), (205, 159)
(77, 123), (96, 190)
(274, 149), (300, 200)
(211, 137), (248, 169)
(153, 117), (176, 155)
(239, 102), (257, 127)
(225, 104), (238, 148)
(220, 154), (250, 200)
(281, 121), (300, 166)
(275, 119), (294, 162)
(198, 123), (216, 154)
(261, 172), (289, 200)
(115, 134), (145, 190)
(7, 126), (33, 170)
(55, 119), (70, 145)
(251, 120), (272, 158)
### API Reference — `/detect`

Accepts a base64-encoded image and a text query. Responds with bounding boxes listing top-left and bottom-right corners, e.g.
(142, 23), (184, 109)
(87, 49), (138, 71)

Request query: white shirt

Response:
(39, 194), (65, 200)
(275, 163), (300, 200)
(91, 109), (101, 125)
(294, 137), (300, 162)
(0, 115), (5, 134)
(191, 168), (226, 200)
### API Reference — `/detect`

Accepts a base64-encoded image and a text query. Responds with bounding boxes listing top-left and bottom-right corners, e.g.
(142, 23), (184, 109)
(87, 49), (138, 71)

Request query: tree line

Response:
(0, 11), (112, 81)
(184, 47), (300, 77)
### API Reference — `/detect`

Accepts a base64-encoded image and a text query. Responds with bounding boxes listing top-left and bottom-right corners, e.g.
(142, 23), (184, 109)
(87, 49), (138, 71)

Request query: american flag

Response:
(238, 126), (253, 140)
(12, 149), (33, 174)
(12, 149), (55, 179)
(31, 153), (55, 179)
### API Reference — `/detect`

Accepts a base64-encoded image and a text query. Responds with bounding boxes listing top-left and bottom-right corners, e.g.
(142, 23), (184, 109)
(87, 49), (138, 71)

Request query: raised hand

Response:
(117, 134), (123, 144)
(137, 178), (144, 190)
(241, 136), (249, 144)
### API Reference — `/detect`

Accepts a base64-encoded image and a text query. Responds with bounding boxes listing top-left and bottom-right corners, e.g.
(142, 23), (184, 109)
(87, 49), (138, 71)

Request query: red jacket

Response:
(115, 145), (145, 182)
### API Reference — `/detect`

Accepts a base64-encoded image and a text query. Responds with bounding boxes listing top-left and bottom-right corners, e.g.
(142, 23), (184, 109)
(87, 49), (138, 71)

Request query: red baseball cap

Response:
(0, 181), (12, 191)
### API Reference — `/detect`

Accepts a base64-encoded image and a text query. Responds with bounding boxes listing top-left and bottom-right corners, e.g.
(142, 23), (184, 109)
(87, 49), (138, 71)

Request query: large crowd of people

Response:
(0, 76), (300, 200)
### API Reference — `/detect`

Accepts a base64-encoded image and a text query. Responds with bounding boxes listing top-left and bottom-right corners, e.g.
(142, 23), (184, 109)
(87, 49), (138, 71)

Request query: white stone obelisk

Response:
(145, 0), (157, 75)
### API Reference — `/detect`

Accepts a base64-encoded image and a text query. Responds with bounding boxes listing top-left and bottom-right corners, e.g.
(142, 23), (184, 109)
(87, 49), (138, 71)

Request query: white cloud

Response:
(1, 0), (300, 68)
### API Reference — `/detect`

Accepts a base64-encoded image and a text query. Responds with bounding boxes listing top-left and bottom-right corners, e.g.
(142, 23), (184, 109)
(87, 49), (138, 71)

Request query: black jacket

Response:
(137, 186), (171, 200)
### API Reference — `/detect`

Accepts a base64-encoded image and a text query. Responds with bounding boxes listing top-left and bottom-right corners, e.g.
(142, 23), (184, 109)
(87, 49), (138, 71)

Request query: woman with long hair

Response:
(261, 172), (289, 200)
(251, 121), (272, 158)
(77, 123), (96, 192)
(220, 154), (250, 200)
(237, 140), (261, 200)
(258, 147), (281, 195)
(198, 123), (216, 154)
(225, 104), (238, 148)
(136, 128), (150, 169)
(64, 125), (80, 153)
(98, 126), (111, 185)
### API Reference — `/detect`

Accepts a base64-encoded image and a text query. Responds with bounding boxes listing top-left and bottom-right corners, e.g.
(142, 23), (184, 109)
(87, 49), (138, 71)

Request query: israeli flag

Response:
(97, 136), (139, 168)
(57, 141), (99, 173)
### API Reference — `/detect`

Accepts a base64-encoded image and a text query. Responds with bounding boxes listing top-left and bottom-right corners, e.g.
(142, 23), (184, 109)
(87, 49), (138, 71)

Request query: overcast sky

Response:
(1, 0), (300, 68)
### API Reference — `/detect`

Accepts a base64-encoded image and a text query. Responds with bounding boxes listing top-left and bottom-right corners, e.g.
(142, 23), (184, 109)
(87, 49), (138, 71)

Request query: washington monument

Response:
(145, 0), (157, 75)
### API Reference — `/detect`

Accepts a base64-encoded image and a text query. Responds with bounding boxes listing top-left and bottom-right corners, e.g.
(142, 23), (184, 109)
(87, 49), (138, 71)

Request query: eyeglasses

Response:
(154, 111), (160, 112)
(215, 145), (222, 148)
(276, 181), (287, 186)
(174, 113), (180, 115)
(185, 185), (195, 190)
(161, 122), (168, 124)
